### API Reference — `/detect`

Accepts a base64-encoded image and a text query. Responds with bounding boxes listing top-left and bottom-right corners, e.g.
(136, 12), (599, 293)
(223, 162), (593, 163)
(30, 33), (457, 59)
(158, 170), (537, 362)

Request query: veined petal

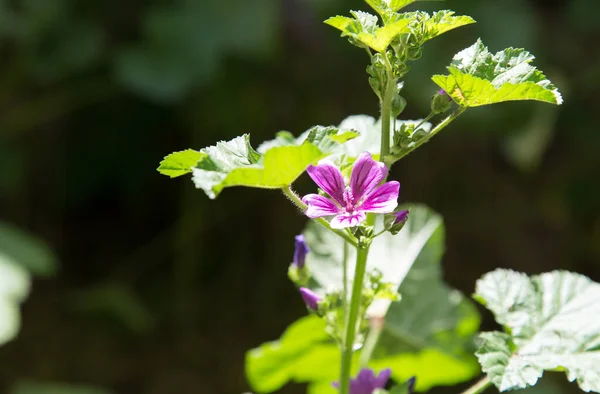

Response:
(350, 152), (388, 202)
(306, 162), (346, 205)
(359, 181), (400, 214)
(302, 194), (341, 218)
(330, 211), (367, 229)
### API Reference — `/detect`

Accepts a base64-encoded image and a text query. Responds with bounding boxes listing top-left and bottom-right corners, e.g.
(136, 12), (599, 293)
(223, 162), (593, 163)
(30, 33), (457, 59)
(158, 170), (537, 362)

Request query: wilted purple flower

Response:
(406, 376), (416, 394)
(293, 235), (310, 268)
(332, 368), (391, 394)
(393, 210), (409, 225)
(299, 287), (321, 311)
(302, 152), (400, 229)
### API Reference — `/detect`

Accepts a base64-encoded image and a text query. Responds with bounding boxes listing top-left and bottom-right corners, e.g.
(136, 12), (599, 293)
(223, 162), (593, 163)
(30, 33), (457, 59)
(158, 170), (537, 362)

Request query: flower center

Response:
(343, 188), (356, 213)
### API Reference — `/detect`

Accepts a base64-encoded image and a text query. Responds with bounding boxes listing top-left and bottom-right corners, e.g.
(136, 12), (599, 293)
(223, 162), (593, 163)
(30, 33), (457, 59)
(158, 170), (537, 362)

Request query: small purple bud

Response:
(293, 234), (310, 268)
(393, 210), (409, 225)
(299, 287), (321, 311)
(438, 89), (446, 96)
(406, 376), (416, 394)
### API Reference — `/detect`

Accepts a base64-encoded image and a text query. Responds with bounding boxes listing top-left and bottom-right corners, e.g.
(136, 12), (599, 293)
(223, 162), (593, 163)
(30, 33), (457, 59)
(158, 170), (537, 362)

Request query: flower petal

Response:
(299, 287), (321, 311)
(374, 369), (392, 389)
(359, 181), (400, 214)
(350, 152), (388, 202)
(302, 194), (341, 218)
(306, 162), (346, 205)
(330, 211), (367, 229)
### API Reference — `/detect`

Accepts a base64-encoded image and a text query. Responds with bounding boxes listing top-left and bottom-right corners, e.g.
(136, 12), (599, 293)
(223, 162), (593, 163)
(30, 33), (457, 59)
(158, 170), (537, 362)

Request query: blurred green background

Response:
(0, 0), (598, 393)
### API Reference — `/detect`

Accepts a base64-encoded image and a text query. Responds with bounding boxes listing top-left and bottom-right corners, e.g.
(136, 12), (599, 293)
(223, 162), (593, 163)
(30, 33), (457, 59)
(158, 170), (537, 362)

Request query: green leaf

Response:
(474, 269), (600, 392)
(421, 11), (476, 41)
(10, 380), (115, 394)
(432, 39), (563, 107)
(365, 0), (419, 15)
(245, 315), (340, 393)
(188, 127), (357, 199)
(0, 222), (58, 276)
(304, 204), (481, 390)
(325, 13), (411, 52)
(157, 149), (204, 178)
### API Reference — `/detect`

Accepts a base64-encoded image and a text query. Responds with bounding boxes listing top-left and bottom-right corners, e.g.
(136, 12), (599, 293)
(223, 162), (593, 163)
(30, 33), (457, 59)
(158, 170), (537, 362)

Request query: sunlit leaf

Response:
(157, 149), (204, 178)
(245, 315), (340, 393)
(325, 13), (411, 52)
(432, 39), (563, 107)
(187, 127), (357, 199)
(474, 270), (600, 392)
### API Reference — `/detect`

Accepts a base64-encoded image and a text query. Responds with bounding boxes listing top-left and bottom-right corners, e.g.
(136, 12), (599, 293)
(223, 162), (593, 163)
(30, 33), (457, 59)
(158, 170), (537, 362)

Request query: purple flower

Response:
(299, 287), (321, 311)
(438, 89), (446, 96)
(393, 210), (409, 225)
(333, 368), (391, 394)
(302, 152), (400, 229)
(293, 234), (310, 268)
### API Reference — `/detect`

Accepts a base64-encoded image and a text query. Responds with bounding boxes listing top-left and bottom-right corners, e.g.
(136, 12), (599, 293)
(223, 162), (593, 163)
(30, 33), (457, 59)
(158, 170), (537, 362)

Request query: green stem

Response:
(414, 111), (435, 131)
(461, 376), (492, 394)
(393, 106), (466, 162)
(282, 186), (358, 247)
(342, 241), (349, 335)
(380, 72), (395, 161)
(339, 245), (370, 394)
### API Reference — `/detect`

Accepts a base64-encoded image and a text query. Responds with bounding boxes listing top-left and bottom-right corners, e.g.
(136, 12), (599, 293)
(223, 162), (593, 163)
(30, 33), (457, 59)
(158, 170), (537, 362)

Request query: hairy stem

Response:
(339, 245), (370, 394)
(380, 72), (395, 161)
(461, 376), (492, 394)
(281, 186), (358, 247)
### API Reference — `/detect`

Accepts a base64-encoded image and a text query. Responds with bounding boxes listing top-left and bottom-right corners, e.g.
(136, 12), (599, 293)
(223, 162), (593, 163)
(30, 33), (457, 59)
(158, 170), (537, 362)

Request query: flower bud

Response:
(431, 89), (453, 114)
(299, 287), (322, 311)
(293, 234), (310, 269)
(384, 209), (409, 235)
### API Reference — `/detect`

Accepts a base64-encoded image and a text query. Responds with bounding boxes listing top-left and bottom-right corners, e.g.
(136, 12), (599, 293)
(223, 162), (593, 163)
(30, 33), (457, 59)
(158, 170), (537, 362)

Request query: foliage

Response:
(247, 205), (481, 393)
(474, 270), (600, 392)
(432, 39), (563, 106)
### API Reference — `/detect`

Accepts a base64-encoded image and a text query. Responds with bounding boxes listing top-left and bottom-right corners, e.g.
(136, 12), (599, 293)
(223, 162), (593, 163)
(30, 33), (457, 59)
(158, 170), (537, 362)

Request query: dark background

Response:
(0, 0), (599, 393)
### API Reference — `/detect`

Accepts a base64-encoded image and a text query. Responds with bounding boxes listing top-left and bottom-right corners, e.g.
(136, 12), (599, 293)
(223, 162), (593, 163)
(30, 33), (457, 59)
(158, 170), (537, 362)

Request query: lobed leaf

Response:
(432, 39), (562, 106)
(187, 128), (357, 199)
(157, 149), (205, 178)
(325, 13), (411, 53)
(474, 270), (600, 392)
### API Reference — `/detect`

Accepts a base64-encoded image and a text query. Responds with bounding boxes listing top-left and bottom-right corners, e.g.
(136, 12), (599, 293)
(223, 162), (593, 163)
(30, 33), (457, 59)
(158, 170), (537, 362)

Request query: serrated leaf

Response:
(366, 0), (418, 15)
(422, 11), (476, 40)
(474, 269), (600, 392)
(304, 205), (480, 390)
(189, 128), (357, 199)
(432, 39), (562, 107)
(157, 149), (204, 178)
(325, 14), (411, 52)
